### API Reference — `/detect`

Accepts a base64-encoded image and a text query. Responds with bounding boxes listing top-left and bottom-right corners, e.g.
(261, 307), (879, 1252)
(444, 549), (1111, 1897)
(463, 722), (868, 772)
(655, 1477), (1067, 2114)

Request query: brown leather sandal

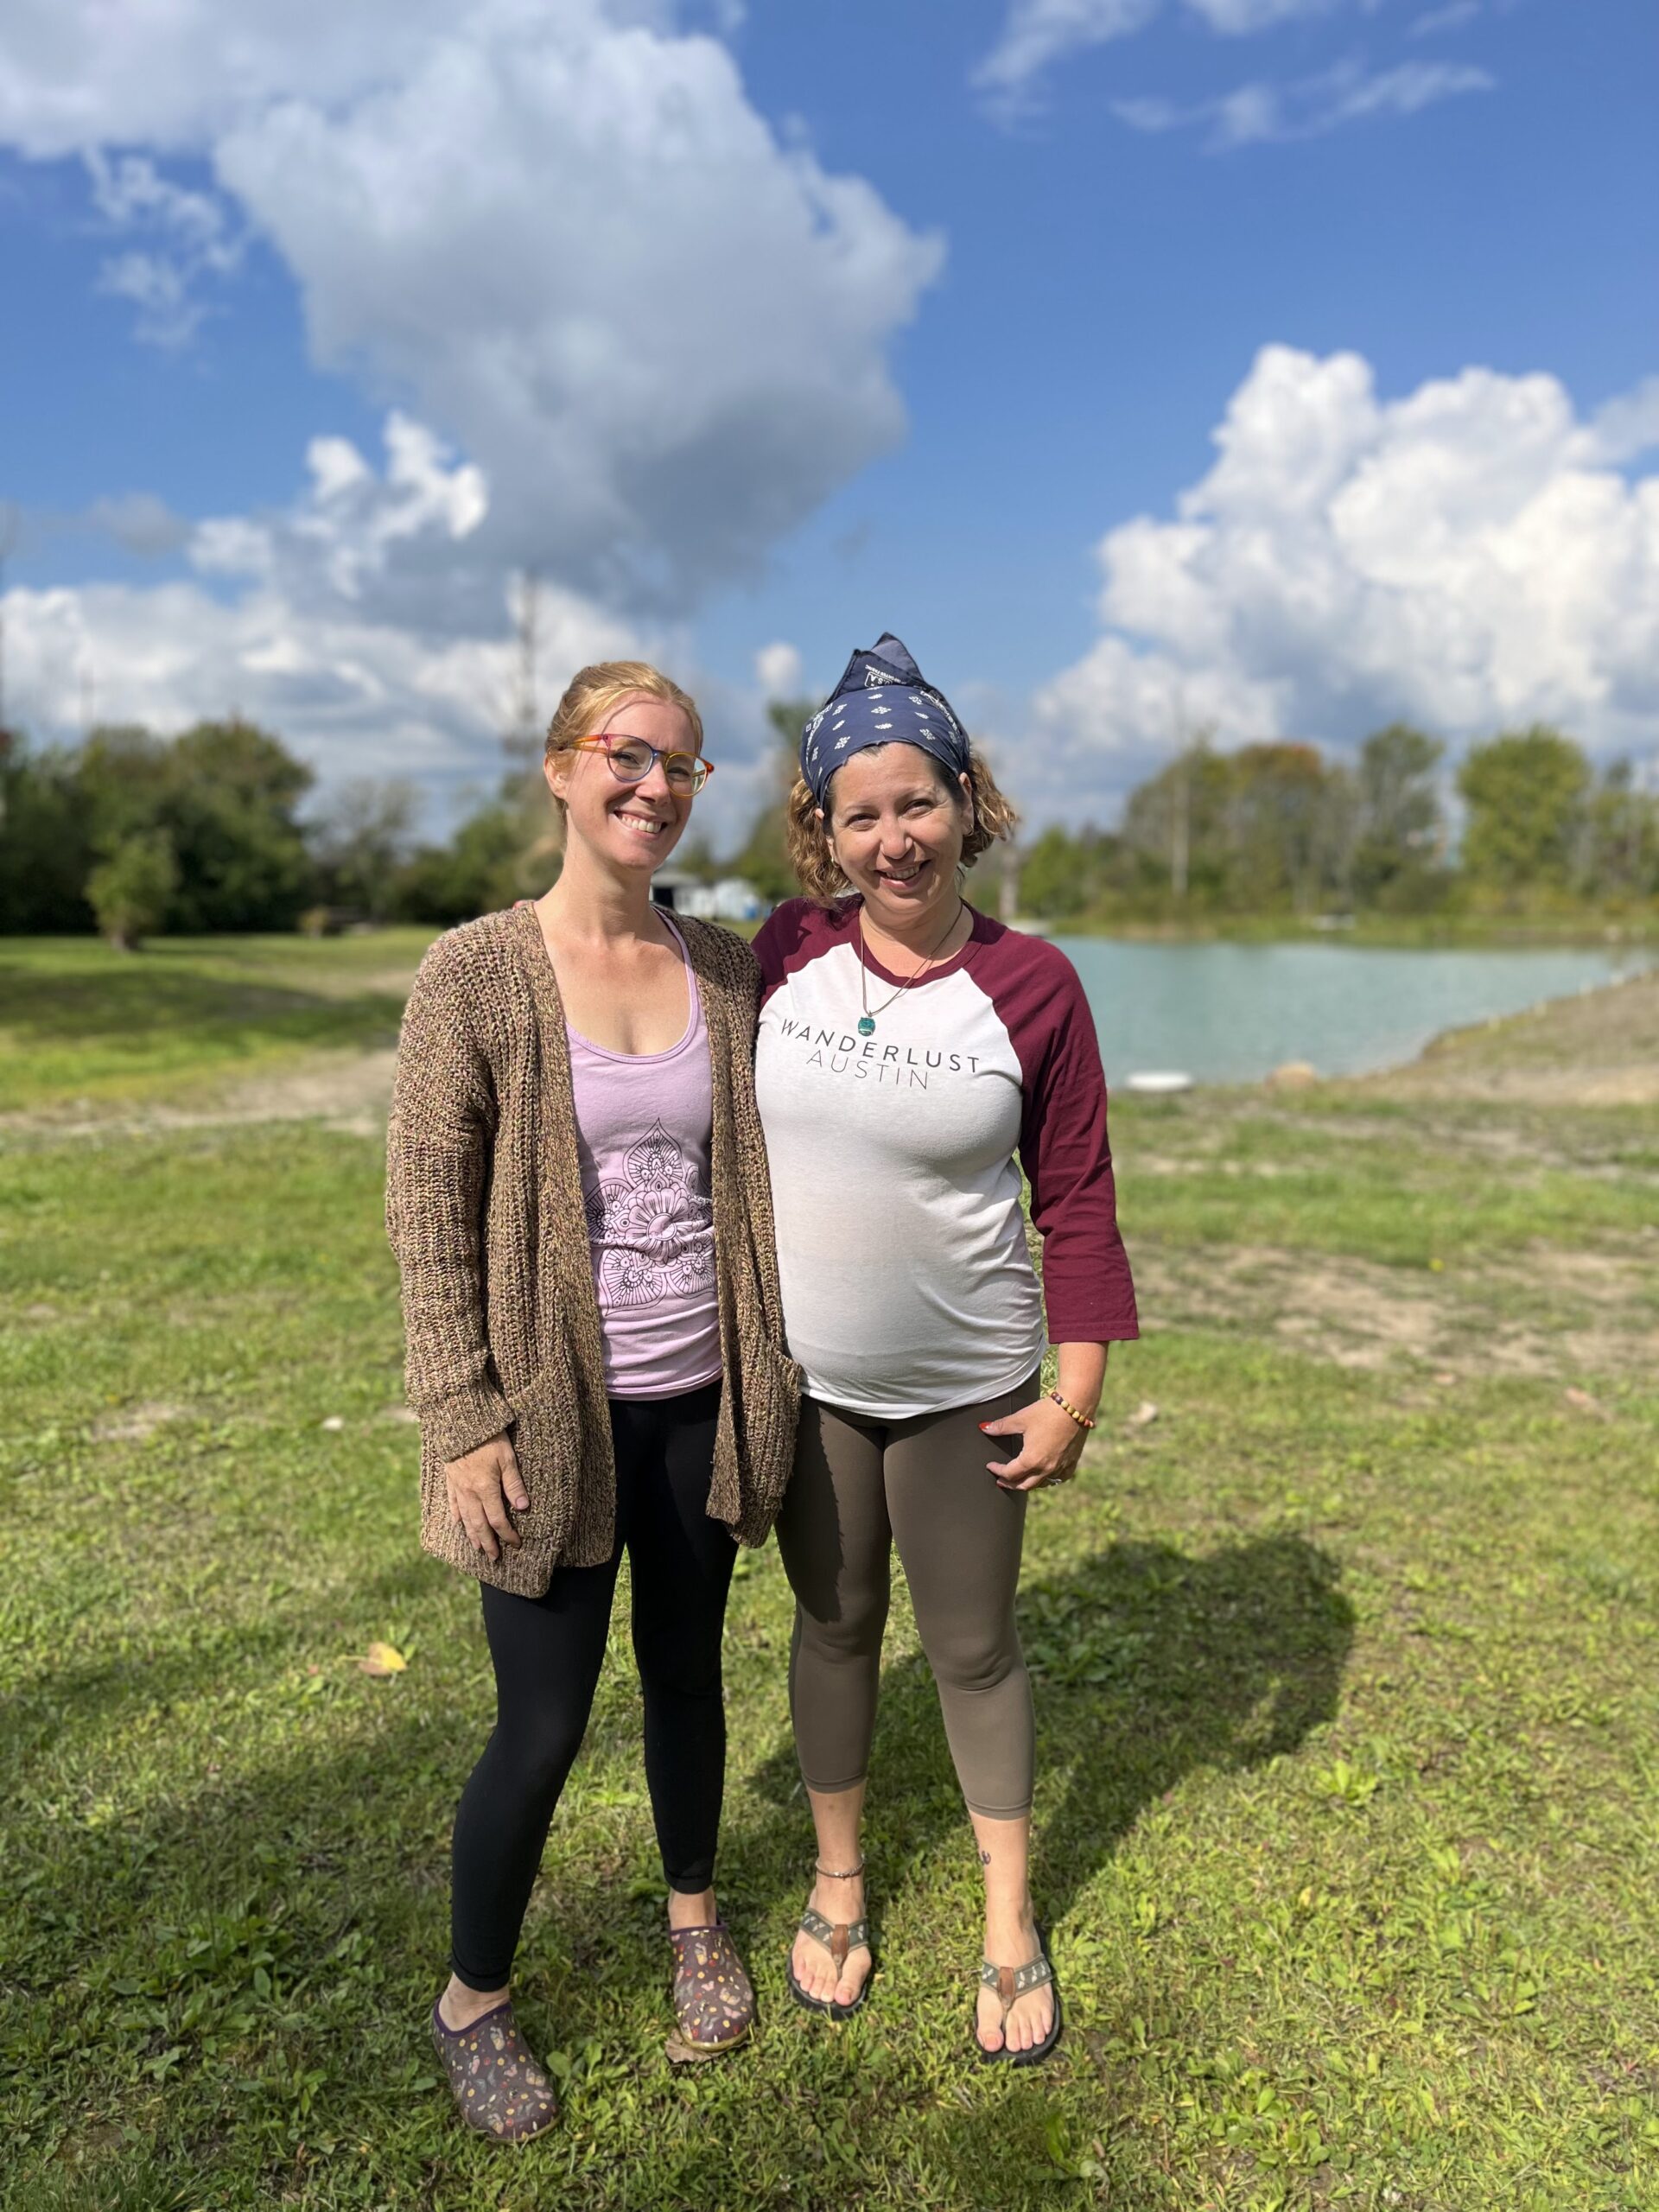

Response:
(787, 1907), (874, 2019)
(972, 1927), (1062, 2067)
(786, 1862), (874, 2022)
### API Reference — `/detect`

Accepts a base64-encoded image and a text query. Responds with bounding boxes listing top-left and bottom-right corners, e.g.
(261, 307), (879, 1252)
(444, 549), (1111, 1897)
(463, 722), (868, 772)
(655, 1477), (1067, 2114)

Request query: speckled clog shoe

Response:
(666, 1921), (754, 2059)
(431, 1998), (559, 2140)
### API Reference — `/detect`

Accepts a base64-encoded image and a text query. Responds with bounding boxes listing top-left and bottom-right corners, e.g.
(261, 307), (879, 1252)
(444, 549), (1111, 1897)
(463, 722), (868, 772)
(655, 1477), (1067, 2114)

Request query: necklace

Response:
(857, 899), (965, 1035)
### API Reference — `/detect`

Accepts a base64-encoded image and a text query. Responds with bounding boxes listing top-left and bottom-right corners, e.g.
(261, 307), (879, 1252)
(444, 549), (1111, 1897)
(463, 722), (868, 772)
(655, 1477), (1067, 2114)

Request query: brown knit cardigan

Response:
(385, 903), (801, 1595)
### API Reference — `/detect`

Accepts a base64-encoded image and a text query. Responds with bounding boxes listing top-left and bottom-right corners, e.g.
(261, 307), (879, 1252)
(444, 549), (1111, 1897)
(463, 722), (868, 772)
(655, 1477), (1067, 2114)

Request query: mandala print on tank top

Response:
(584, 1118), (715, 1308)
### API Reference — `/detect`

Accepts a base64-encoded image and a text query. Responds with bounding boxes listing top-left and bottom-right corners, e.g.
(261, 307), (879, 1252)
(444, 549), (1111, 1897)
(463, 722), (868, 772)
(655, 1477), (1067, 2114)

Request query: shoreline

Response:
(1192, 962), (1659, 1105)
(1027, 913), (1659, 952)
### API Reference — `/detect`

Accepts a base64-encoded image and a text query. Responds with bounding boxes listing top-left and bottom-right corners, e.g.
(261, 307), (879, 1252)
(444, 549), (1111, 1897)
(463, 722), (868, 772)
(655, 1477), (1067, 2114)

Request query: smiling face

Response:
(544, 692), (697, 878)
(823, 743), (973, 933)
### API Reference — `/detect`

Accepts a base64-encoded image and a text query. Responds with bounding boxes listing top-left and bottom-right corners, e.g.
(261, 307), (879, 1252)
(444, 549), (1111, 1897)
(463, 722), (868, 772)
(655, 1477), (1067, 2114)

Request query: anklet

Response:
(814, 1859), (865, 1880)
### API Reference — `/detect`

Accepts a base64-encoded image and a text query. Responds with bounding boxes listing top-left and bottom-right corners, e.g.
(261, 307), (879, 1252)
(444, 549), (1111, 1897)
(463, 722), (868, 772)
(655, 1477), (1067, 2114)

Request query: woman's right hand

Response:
(444, 1434), (531, 1560)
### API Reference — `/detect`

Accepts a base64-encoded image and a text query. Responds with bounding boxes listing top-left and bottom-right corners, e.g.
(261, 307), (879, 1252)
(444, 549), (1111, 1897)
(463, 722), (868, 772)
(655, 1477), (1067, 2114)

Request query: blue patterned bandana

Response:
(798, 632), (971, 810)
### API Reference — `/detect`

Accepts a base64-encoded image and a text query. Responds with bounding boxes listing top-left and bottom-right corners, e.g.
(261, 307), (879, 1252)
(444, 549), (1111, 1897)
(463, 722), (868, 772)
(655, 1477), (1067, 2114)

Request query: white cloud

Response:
(1114, 55), (1491, 144)
(1586, 378), (1659, 467)
(2, 2), (942, 611)
(3, 568), (638, 810)
(0, 0), (463, 158)
(3, 412), (632, 811)
(975, 0), (1497, 130)
(192, 413), (489, 622)
(975, 0), (1160, 106)
(977, 0), (1366, 109)
(1027, 346), (1659, 801)
(3, 412), (791, 846)
(1408, 2), (1482, 35)
(85, 149), (243, 345)
(215, 17), (940, 609)
(753, 641), (804, 699)
(85, 492), (193, 556)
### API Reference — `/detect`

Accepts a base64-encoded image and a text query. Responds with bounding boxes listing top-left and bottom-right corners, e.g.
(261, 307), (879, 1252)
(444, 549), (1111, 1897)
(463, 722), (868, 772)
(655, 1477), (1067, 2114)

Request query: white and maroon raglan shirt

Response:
(753, 898), (1138, 1419)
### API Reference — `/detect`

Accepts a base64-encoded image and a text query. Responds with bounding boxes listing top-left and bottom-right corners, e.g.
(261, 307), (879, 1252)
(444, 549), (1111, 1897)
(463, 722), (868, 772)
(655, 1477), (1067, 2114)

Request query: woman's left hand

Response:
(979, 1396), (1089, 1492)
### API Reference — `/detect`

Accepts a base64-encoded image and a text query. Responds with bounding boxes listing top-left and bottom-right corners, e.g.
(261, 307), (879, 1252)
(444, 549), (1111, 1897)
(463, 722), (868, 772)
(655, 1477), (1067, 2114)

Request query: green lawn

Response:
(2, 940), (1656, 2209)
(0, 933), (434, 1115)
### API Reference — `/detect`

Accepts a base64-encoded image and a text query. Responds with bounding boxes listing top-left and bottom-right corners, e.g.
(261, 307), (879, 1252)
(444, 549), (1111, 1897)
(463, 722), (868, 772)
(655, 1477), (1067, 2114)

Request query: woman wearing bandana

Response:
(752, 634), (1138, 2065)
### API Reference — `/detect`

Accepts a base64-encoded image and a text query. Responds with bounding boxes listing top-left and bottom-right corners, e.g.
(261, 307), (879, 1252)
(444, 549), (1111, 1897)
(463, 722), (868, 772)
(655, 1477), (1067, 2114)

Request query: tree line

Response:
(1015, 723), (1657, 925)
(0, 711), (1652, 945)
(0, 721), (546, 945)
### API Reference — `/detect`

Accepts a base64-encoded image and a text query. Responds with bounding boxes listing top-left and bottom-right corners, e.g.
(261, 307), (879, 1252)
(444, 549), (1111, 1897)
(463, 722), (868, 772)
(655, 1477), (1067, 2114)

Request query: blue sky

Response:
(1, 0), (1654, 843)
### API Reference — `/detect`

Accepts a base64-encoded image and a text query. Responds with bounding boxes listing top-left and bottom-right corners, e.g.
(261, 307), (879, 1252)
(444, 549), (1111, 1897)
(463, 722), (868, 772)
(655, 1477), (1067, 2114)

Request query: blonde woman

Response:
(753, 634), (1137, 2065)
(387, 662), (798, 2140)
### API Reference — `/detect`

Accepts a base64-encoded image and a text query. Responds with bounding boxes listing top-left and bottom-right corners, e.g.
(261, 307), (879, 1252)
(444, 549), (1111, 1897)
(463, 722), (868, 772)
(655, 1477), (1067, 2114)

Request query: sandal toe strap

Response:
(980, 1952), (1054, 2007)
(798, 1906), (871, 1969)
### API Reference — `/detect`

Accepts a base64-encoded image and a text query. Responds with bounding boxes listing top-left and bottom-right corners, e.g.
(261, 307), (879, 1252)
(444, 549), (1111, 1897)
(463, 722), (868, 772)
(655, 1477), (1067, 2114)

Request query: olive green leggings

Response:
(773, 1372), (1039, 1821)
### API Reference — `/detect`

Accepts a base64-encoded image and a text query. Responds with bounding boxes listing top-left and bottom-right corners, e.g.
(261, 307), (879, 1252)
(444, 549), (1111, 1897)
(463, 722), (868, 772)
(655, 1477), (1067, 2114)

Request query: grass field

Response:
(2, 932), (1656, 2211)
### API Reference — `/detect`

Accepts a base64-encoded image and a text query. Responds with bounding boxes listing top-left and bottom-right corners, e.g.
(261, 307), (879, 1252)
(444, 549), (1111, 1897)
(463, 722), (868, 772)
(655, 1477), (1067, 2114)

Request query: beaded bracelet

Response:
(1048, 1389), (1096, 1432)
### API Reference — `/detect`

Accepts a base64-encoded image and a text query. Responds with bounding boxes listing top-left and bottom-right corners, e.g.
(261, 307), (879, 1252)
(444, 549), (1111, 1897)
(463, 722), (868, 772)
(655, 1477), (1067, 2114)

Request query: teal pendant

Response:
(857, 1014), (876, 1036)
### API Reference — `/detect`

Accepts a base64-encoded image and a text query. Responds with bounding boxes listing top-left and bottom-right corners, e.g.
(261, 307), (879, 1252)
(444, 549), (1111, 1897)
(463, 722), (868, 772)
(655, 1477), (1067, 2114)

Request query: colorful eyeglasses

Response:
(571, 734), (714, 796)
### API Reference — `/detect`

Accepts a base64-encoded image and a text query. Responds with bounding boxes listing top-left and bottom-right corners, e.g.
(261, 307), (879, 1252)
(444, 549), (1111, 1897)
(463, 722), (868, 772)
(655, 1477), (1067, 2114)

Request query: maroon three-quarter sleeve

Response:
(974, 929), (1139, 1344)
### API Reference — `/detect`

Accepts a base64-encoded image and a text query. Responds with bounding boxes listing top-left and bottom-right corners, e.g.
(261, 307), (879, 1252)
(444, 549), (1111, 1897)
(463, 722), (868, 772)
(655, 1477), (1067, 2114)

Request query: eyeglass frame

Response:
(568, 732), (715, 796)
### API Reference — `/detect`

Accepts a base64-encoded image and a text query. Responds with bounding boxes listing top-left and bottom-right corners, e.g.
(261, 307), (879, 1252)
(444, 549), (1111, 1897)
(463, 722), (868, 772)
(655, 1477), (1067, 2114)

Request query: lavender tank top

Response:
(566, 913), (722, 1401)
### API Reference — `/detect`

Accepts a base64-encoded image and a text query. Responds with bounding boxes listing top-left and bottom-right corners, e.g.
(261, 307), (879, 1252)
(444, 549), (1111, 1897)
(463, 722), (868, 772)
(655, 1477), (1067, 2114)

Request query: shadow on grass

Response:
(734, 1532), (1351, 1933)
(8, 1535), (1350, 2208)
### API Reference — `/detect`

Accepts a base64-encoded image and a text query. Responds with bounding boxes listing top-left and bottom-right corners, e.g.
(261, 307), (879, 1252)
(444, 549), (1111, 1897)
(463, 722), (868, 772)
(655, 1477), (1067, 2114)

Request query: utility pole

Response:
(1169, 717), (1214, 901)
(503, 568), (541, 772)
(0, 502), (17, 746)
(1170, 717), (1192, 902)
(0, 505), (17, 832)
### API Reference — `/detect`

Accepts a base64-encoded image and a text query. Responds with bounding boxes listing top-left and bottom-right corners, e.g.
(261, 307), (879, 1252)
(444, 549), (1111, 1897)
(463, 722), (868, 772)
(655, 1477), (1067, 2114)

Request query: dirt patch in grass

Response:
(92, 1401), (189, 1442)
(1364, 969), (1659, 1106)
(1138, 1240), (1659, 1382)
(0, 1046), (397, 1141)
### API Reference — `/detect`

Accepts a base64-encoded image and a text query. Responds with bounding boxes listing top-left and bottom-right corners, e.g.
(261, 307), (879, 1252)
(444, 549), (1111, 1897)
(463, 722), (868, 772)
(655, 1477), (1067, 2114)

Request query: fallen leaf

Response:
(359, 1641), (408, 1677)
(1125, 1401), (1160, 1429)
(1563, 1387), (1608, 1420)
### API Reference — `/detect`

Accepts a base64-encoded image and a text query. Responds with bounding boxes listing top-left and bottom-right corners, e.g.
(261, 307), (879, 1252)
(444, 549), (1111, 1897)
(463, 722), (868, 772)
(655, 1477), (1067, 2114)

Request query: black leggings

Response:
(448, 1379), (734, 1992)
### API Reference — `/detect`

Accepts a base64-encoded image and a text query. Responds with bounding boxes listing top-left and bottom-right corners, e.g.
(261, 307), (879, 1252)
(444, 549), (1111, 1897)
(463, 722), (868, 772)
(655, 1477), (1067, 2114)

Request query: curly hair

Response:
(785, 743), (1019, 905)
(542, 660), (703, 823)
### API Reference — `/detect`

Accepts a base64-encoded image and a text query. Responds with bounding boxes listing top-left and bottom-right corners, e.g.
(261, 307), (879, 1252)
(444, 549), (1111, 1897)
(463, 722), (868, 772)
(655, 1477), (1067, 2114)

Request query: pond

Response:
(1053, 937), (1656, 1086)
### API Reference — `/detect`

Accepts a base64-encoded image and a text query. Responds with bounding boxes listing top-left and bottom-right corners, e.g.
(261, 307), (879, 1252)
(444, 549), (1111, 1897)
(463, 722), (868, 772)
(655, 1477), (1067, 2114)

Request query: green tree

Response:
(86, 831), (178, 950)
(728, 698), (815, 904)
(1120, 741), (1236, 911)
(1581, 759), (1659, 905)
(162, 719), (315, 931)
(0, 736), (93, 931)
(1016, 824), (1119, 920)
(312, 778), (423, 919)
(72, 718), (317, 932)
(74, 725), (173, 851)
(1457, 726), (1591, 900)
(1224, 742), (1332, 912)
(1351, 724), (1446, 910)
(393, 799), (545, 924)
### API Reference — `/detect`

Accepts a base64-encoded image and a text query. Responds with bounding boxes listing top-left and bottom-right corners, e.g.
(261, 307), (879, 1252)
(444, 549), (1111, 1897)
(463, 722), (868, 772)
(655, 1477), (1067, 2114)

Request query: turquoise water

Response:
(1053, 938), (1656, 1086)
